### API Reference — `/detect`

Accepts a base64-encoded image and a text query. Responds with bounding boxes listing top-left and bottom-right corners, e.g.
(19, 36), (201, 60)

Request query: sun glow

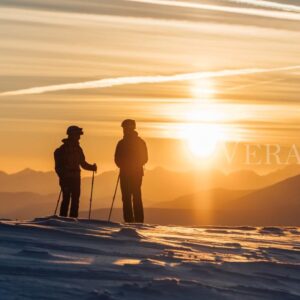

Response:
(183, 123), (222, 157)
(181, 78), (224, 157)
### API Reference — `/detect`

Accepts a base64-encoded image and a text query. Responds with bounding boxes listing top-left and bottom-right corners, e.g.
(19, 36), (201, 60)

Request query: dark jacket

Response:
(54, 138), (94, 178)
(115, 131), (148, 176)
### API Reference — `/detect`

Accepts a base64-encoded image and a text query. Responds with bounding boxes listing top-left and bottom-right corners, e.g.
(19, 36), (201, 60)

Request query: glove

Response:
(93, 163), (97, 173)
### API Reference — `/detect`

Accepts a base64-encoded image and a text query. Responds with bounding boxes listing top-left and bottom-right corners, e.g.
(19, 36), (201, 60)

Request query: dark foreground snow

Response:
(0, 216), (299, 299)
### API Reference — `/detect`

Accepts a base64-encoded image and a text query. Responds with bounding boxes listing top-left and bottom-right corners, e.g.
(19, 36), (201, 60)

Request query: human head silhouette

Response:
(66, 125), (83, 141)
(121, 119), (136, 136)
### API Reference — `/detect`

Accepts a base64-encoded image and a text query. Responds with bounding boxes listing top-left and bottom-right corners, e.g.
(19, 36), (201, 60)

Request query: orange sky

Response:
(0, 0), (299, 173)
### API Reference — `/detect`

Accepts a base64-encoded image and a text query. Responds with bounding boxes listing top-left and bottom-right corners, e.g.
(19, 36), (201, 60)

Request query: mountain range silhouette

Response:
(1, 165), (300, 225)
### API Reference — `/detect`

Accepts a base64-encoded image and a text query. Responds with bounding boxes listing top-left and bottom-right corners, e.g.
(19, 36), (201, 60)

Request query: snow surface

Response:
(0, 216), (299, 299)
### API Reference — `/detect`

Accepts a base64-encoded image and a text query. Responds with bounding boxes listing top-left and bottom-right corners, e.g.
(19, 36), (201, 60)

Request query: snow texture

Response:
(0, 216), (299, 299)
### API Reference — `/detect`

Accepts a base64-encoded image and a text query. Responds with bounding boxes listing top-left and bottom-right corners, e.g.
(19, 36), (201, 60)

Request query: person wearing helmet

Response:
(54, 126), (97, 218)
(114, 119), (148, 223)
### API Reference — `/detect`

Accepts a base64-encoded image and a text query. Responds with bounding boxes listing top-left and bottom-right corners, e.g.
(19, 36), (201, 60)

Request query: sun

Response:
(176, 78), (227, 158)
(183, 123), (221, 157)
(181, 78), (222, 157)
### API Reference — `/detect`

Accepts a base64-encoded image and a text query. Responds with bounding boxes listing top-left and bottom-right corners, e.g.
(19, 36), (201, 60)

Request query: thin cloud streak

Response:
(1, 66), (300, 96)
(2, 7), (299, 38)
(0, 7), (195, 28)
(224, 0), (300, 13)
(123, 0), (300, 21)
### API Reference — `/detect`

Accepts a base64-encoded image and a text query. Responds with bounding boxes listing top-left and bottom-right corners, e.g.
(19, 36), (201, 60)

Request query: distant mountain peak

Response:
(12, 168), (54, 176)
(18, 168), (34, 173)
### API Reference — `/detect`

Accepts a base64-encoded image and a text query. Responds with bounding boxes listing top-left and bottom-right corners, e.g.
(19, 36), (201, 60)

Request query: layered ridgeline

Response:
(1, 166), (300, 225)
(84, 173), (300, 226)
(0, 216), (299, 299)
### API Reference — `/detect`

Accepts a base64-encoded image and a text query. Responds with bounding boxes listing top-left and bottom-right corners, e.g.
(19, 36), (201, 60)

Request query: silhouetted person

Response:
(115, 120), (148, 223)
(54, 126), (97, 218)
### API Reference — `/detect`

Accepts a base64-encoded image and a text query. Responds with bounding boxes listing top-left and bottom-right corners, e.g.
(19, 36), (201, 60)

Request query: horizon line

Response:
(1, 165), (298, 177)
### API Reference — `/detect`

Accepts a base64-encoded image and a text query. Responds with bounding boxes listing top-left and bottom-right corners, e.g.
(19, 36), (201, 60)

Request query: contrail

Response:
(224, 0), (300, 13)
(122, 0), (300, 21)
(1, 66), (300, 96)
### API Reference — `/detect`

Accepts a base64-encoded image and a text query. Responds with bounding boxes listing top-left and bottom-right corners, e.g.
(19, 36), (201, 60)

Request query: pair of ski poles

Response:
(54, 171), (120, 222)
(54, 171), (95, 219)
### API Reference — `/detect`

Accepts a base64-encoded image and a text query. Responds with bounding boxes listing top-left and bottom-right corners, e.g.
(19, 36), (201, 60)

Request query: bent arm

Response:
(141, 140), (148, 165)
(81, 160), (95, 171)
(80, 148), (95, 171)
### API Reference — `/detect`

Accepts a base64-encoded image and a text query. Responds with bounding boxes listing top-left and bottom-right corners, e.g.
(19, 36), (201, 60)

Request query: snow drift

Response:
(0, 216), (299, 299)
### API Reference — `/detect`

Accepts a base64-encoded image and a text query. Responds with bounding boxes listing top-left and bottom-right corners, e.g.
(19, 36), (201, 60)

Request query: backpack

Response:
(54, 146), (64, 176)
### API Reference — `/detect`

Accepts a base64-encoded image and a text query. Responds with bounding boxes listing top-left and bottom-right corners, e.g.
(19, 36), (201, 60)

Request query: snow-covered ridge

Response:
(0, 216), (299, 299)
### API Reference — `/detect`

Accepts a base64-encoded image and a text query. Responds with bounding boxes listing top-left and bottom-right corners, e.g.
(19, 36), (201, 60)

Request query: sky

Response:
(0, 0), (299, 173)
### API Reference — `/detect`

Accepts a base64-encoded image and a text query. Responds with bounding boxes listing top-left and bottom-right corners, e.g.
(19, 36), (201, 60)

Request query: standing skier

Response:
(114, 119), (148, 223)
(54, 126), (97, 218)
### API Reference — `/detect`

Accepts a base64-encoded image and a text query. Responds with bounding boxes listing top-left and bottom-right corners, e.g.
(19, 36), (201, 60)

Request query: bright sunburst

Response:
(183, 123), (222, 157)
(182, 78), (223, 157)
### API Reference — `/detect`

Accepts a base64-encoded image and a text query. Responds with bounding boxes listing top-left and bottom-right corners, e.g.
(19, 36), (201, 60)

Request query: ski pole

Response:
(108, 173), (120, 222)
(54, 189), (62, 215)
(88, 171), (95, 220)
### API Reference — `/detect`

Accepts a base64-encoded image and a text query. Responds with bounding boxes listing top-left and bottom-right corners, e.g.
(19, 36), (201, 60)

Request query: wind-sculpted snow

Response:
(0, 217), (299, 299)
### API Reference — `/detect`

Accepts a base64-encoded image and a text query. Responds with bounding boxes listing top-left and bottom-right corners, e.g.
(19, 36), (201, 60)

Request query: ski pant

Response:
(120, 174), (144, 223)
(59, 176), (81, 218)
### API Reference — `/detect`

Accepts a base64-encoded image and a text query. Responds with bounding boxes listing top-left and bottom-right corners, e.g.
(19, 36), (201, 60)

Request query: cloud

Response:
(0, 7), (189, 28)
(2, 6), (299, 37)
(1, 65), (300, 96)
(122, 0), (300, 21)
(223, 0), (300, 13)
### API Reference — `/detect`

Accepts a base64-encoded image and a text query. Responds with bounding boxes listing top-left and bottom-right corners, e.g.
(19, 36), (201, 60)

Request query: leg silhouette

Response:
(120, 175), (134, 222)
(70, 177), (81, 218)
(132, 176), (143, 223)
(60, 184), (71, 217)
